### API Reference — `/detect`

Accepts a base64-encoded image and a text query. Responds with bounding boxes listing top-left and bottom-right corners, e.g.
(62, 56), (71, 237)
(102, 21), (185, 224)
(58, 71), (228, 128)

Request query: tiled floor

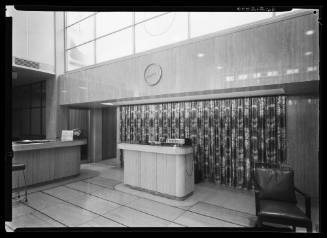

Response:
(6, 159), (320, 231)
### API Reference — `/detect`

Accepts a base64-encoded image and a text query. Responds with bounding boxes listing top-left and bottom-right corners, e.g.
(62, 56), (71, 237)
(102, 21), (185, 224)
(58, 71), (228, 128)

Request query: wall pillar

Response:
(46, 12), (68, 139)
(88, 108), (102, 162)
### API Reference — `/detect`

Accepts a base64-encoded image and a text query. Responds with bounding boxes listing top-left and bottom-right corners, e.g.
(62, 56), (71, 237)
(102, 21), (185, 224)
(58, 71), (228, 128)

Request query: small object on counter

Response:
(61, 130), (74, 141)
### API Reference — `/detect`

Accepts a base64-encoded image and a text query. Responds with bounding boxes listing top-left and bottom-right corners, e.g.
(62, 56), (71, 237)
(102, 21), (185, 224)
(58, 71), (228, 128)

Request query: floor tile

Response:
(174, 211), (241, 227)
(24, 169), (99, 195)
(84, 176), (121, 189)
(65, 181), (105, 194)
(78, 216), (125, 227)
(126, 198), (185, 221)
(6, 210), (65, 230)
(189, 202), (256, 227)
(92, 188), (138, 205)
(68, 195), (122, 215)
(103, 206), (172, 227)
(12, 203), (35, 218)
(167, 222), (185, 227)
(96, 168), (123, 182)
(43, 186), (90, 202)
(115, 183), (198, 207)
(38, 203), (98, 227)
(8, 160), (319, 231)
(24, 192), (66, 211)
(43, 186), (120, 214)
(203, 189), (255, 215)
(98, 159), (120, 167)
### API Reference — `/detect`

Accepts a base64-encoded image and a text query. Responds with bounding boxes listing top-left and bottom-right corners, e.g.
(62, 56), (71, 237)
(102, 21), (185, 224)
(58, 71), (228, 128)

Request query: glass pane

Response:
(41, 82), (46, 107)
(31, 83), (41, 107)
(21, 109), (30, 137)
(135, 12), (167, 23)
(20, 86), (31, 108)
(190, 12), (273, 38)
(42, 107), (45, 137)
(66, 16), (95, 49)
(31, 108), (41, 136)
(96, 28), (133, 63)
(12, 87), (20, 109)
(96, 12), (133, 37)
(12, 109), (20, 140)
(135, 12), (188, 53)
(66, 41), (95, 71)
(66, 12), (94, 26)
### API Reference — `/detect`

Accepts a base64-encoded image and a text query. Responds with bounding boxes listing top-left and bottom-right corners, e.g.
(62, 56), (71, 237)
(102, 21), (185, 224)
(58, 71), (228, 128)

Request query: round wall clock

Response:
(144, 64), (162, 86)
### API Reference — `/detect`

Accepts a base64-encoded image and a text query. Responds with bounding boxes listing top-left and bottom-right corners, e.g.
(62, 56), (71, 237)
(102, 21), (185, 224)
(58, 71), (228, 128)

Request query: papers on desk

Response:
(61, 130), (74, 141)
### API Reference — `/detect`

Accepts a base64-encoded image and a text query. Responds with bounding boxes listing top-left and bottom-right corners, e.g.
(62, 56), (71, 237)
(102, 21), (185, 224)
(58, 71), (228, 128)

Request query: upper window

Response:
(66, 41), (95, 71)
(135, 12), (167, 23)
(135, 12), (188, 53)
(96, 12), (133, 37)
(66, 12), (95, 26)
(190, 12), (273, 38)
(66, 15), (95, 49)
(96, 28), (133, 63)
(64, 10), (310, 72)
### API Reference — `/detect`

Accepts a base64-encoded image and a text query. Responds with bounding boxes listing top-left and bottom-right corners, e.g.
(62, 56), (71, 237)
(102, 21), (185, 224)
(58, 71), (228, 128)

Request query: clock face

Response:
(144, 64), (162, 86)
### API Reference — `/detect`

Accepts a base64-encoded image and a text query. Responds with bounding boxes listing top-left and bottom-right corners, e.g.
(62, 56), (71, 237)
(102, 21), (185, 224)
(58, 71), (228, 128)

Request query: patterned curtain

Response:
(119, 96), (286, 189)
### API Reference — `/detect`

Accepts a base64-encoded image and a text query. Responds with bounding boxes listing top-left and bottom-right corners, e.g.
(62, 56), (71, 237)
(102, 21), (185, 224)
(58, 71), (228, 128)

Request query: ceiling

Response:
(12, 66), (55, 87)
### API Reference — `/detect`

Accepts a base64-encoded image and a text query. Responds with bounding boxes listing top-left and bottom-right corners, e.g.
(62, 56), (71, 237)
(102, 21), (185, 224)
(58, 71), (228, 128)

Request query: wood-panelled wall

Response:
(68, 109), (89, 133)
(286, 95), (319, 199)
(68, 108), (89, 161)
(102, 107), (117, 159)
(59, 11), (318, 105)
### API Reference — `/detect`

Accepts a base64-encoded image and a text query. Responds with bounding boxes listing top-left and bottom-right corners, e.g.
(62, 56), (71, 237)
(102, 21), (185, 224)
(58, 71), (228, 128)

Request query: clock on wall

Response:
(144, 64), (162, 86)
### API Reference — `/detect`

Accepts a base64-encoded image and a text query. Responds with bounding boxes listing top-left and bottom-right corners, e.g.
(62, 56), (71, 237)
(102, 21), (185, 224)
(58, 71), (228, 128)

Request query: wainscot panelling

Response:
(286, 95), (319, 199)
(12, 146), (80, 189)
(68, 108), (89, 132)
(59, 12), (318, 106)
(68, 108), (89, 161)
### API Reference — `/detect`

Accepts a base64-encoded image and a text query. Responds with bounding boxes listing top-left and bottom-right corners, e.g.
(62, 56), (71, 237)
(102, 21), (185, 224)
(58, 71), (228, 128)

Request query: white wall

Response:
(6, 6), (55, 68)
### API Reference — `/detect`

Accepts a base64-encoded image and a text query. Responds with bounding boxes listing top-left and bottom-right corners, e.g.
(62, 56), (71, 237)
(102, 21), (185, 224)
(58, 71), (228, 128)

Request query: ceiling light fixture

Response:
(101, 102), (114, 106)
(197, 53), (205, 58)
(305, 30), (315, 35)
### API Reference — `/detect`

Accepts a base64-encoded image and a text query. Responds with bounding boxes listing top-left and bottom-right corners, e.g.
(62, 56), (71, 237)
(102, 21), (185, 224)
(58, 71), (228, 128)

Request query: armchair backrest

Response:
(254, 167), (297, 203)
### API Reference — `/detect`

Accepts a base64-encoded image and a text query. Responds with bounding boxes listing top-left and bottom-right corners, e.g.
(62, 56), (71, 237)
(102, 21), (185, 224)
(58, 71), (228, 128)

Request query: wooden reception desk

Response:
(118, 143), (194, 200)
(12, 139), (87, 189)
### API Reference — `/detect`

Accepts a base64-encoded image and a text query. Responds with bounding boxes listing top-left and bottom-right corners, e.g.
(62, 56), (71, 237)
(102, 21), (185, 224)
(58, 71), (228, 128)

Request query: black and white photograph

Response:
(4, 4), (321, 232)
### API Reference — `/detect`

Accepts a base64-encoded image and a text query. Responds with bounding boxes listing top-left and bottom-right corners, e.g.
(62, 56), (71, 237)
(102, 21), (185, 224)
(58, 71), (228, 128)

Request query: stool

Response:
(12, 163), (28, 202)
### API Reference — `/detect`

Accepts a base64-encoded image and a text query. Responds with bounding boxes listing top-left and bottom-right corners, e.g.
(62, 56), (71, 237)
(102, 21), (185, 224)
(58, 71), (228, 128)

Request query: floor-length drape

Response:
(119, 96), (286, 189)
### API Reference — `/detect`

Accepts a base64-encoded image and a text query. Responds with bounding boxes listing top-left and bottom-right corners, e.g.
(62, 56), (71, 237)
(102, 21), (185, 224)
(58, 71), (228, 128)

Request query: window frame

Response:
(63, 10), (305, 72)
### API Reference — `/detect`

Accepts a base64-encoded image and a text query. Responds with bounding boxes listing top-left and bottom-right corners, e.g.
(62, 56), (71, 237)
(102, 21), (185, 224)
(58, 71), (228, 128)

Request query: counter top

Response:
(12, 139), (87, 152)
(118, 143), (193, 155)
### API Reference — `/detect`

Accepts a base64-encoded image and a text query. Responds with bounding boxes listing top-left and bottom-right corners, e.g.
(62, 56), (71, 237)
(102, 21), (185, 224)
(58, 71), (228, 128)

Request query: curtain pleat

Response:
(119, 96), (286, 189)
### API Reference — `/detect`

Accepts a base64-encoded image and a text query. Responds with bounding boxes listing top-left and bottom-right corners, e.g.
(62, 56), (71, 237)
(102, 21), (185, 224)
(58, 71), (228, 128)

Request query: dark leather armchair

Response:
(254, 164), (312, 232)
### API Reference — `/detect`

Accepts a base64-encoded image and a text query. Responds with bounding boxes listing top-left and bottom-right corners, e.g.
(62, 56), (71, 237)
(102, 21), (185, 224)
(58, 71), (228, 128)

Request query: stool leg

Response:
(292, 225), (296, 232)
(23, 170), (28, 202)
(256, 217), (263, 228)
(17, 173), (20, 199)
(307, 223), (312, 233)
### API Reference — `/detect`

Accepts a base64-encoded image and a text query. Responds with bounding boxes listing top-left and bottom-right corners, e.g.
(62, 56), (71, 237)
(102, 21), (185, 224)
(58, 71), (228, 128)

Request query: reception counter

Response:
(12, 139), (87, 189)
(118, 143), (194, 200)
